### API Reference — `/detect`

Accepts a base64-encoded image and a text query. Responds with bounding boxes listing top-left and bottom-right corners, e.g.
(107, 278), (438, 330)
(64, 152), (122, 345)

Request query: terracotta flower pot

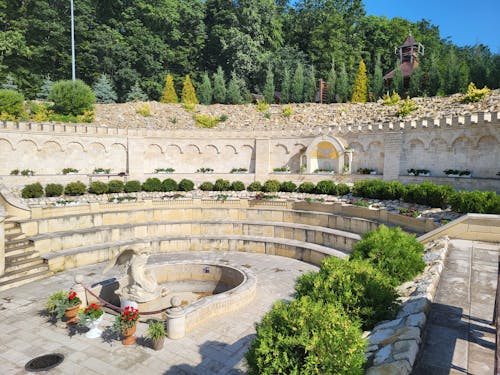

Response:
(121, 324), (137, 345)
(65, 304), (81, 325)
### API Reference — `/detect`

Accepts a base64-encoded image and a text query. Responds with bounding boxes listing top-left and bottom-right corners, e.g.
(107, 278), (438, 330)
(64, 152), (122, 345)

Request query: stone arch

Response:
(476, 135), (498, 148)
(66, 141), (85, 153)
(0, 138), (14, 174)
(147, 144), (164, 154)
(275, 143), (290, 154)
(187, 144), (202, 154)
(87, 142), (108, 171)
(474, 135), (498, 177)
(206, 144), (220, 154)
(110, 143), (127, 173)
(0, 138), (14, 151)
(366, 141), (384, 173)
(166, 144), (183, 154)
(41, 140), (63, 152)
(241, 144), (256, 172)
(407, 137), (428, 150)
(305, 136), (346, 173)
(39, 140), (65, 173)
(451, 136), (472, 170)
(64, 142), (87, 173)
(17, 139), (39, 151)
(348, 141), (365, 172)
(225, 145), (238, 154)
(88, 142), (107, 153)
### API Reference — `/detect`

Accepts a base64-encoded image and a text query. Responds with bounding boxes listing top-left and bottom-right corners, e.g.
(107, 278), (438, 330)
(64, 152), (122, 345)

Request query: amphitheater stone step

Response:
(0, 269), (52, 292)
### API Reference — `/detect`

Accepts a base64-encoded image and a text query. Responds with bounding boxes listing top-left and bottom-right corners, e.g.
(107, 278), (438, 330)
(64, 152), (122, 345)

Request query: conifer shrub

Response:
(178, 179), (194, 191)
(124, 180), (142, 193)
(279, 181), (297, 192)
(383, 91), (401, 106)
(49, 80), (95, 116)
(462, 82), (490, 103)
(199, 181), (214, 191)
(0, 89), (25, 119)
(92, 74), (117, 104)
(45, 183), (64, 197)
(181, 74), (198, 105)
(65, 181), (86, 196)
(230, 181), (245, 191)
(142, 178), (162, 192)
(107, 180), (125, 193)
(161, 74), (178, 103)
(213, 179), (231, 191)
(198, 72), (213, 105)
(256, 99), (269, 112)
(22, 183), (44, 198)
(282, 105), (293, 117)
(350, 225), (425, 285)
(396, 97), (418, 117)
(245, 296), (366, 375)
(298, 182), (315, 193)
(315, 180), (336, 195)
(126, 83), (148, 102)
(351, 59), (368, 103)
(88, 181), (108, 195)
(194, 114), (219, 128)
(161, 178), (178, 192)
(136, 103), (151, 117)
(247, 181), (262, 192)
(295, 257), (399, 330)
(262, 179), (281, 193)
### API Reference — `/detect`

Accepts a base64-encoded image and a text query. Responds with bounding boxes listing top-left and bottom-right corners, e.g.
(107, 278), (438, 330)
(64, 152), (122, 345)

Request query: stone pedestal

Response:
(166, 296), (186, 340)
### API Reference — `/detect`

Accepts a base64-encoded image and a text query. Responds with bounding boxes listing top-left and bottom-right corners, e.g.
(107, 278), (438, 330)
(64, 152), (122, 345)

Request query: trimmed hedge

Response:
(124, 180), (141, 193)
(64, 181), (86, 196)
(231, 180), (245, 191)
(199, 181), (213, 191)
(22, 183), (44, 198)
(161, 178), (178, 192)
(142, 178), (162, 192)
(262, 179), (281, 193)
(88, 181), (108, 195)
(213, 178), (231, 191)
(178, 179), (194, 191)
(45, 183), (64, 197)
(247, 181), (262, 192)
(298, 182), (315, 193)
(449, 190), (500, 214)
(107, 180), (124, 193)
(0, 89), (25, 118)
(315, 180), (336, 195)
(279, 181), (297, 193)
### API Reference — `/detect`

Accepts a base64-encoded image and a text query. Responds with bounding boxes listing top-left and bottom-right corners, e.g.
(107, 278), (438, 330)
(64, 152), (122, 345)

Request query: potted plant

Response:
(63, 291), (82, 325)
(10, 169), (20, 175)
(45, 290), (68, 321)
(21, 169), (34, 176)
(155, 168), (175, 173)
(62, 168), (79, 175)
(407, 168), (416, 176)
(78, 303), (104, 339)
(196, 167), (214, 173)
(93, 168), (111, 174)
(273, 167), (290, 173)
(113, 306), (140, 345)
(459, 170), (471, 178)
(146, 320), (166, 350)
(444, 169), (460, 177)
(230, 168), (248, 174)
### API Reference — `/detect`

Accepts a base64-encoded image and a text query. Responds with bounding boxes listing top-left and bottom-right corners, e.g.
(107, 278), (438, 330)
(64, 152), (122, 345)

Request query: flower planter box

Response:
(446, 174), (460, 178)
(370, 171), (377, 175)
(417, 173), (431, 177)
(316, 171), (335, 175)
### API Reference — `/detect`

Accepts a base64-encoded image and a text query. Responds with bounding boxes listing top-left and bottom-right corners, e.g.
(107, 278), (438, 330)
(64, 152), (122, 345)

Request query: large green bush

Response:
(247, 181), (262, 192)
(124, 180), (141, 193)
(230, 181), (245, 191)
(350, 225), (425, 285)
(178, 179), (194, 191)
(403, 182), (454, 208)
(449, 190), (500, 214)
(298, 182), (315, 193)
(213, 178), (231, 191)
(161, 178), (178, 192)
(280, 181), (297, 192)
(22, 183), (44, 198)
(107, 180), (124, 193)
(315, 180), (336, 195)
(64, 181), (86, 196)
(0, 89), (25, 118)
(352, 180), (404, 200)
(199, 181), (213, 191)
(262, 179), (281, 193)
(49, 80), (95, 115)
(295, 258), (399, 330)
(45, 183), (64, 197)
(336, 183), (351, 196)
(142, 178), (162, 192)
(246, 296), (366, 375)
(88, 181), (108, 195)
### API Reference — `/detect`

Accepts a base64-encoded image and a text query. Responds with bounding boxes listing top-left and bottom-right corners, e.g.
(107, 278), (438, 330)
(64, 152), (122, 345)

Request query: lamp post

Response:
(70, 0), (76, 81)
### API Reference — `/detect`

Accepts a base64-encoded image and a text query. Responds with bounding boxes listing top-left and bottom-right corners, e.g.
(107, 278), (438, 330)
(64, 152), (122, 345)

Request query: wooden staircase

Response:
(0, 220), (52, 291)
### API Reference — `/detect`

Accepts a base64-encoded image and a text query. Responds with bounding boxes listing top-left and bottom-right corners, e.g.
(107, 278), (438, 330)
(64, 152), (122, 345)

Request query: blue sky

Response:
(363, 0), (500, 53)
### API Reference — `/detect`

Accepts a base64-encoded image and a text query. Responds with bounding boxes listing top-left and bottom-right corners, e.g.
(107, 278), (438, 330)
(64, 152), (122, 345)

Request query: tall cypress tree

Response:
(161, 74), (178, 103)
(281, 67), (291, 104)
(92, 74), (117, 104)
(263, 65), (275, 103)
(227, 71), (243, 104)
(303, 65), (317, 102)
(335, 63), (349, 103)
(409, 66), (423, 98)
(181, 75), (199, 104)
(291, 62), (304, 103)
(351, 59), (368, 103)
(213, 66), (227, 104)
(326, 60), (336, 103)
(198, 72), (213, 105)
(392, 64), (404, 97)
(371, 54), (384, 100)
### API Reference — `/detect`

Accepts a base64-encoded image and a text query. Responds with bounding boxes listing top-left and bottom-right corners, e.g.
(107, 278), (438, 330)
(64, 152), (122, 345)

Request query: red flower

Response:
(68, 291), (77, 300)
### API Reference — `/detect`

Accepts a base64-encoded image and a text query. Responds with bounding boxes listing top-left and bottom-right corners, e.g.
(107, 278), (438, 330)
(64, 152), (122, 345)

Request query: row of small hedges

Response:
(247, 225), (425, 373)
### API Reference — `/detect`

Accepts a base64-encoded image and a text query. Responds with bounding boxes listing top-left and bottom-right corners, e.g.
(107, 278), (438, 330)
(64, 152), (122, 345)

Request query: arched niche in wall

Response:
(474, 135), (498, 177)
(39, 141), (64, 174)
(0, 138), (14, 174)
(304, 136), (347, 174)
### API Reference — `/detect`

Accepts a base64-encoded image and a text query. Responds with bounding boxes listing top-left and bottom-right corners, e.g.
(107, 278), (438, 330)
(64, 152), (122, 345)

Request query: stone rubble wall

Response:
(365, 236), (450, 374)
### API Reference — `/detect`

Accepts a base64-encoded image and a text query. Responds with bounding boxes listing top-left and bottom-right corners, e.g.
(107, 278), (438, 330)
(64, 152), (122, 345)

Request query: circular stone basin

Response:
(92, 261), (256, 330)
(25, 354), (64, 372)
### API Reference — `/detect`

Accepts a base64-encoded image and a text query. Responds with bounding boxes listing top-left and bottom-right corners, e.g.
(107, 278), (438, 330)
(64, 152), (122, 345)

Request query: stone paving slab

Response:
(0, 251), (317, 375)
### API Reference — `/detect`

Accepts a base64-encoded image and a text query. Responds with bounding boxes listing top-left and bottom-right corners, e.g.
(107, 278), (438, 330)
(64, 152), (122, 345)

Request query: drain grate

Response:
(25, 353), (64, 372)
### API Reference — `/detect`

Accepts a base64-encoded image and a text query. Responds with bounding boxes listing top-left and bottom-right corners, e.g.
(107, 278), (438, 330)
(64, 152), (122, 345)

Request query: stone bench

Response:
(41, 234), (349, 271)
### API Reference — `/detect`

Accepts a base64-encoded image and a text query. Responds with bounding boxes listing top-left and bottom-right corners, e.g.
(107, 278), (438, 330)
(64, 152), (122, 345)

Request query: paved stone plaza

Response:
(0, 252), (317, 374)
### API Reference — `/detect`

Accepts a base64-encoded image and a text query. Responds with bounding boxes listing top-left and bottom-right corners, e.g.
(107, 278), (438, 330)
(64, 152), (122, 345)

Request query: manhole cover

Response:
(25, 353), (64, 372)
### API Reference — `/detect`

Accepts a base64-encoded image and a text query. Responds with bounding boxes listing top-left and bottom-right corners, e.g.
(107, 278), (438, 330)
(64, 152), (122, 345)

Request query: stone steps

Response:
(0, 269), (52, 292)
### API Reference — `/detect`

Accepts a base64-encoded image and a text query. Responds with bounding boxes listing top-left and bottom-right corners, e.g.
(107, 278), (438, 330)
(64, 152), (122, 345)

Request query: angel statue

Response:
(103, 245), (164, 303)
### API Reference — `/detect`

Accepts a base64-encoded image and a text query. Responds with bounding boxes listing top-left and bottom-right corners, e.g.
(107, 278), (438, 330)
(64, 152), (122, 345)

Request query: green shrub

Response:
(262, 179), (281, 193)
(0, 89), (25, 118)
(247, 181), (262, 192)
(142, 178), (162, 192)
(315, 180), (336, 195)
(161, 178), (178, 192)
(64, 181), (86, 196)
(107, 180), (124, 193)
(352, 180), (404, 200)
(462, 82), (490, 103)
(402, 182), (454, 208)
(280, 181), (297, 192)
(136, 103), (151, 117)
(350, 225), (425, 285)
(449, 190), (500, 214)
(194, 114), (219, 128)
(336, 183), (351, 196)
(199, 181), (214, 191)
(256, 99), (269, 112)
(396, 97), (418, 117)
(21, 183), (44, 198)
(296, 258), (399, 330)
(178, 179), (194, 191)
(282, 104), (293, 117)
(49, 80), (95, 116)
(45, 183), (64, 197)
(298, 182), (315, 193)
(383, 90), (400, 106)
(246, 296), (366, 375)
(88, 181), (109, 195)
(213, 178), (231, 191)
(230, 181), (245, 191)
(124, 180), (141, 193)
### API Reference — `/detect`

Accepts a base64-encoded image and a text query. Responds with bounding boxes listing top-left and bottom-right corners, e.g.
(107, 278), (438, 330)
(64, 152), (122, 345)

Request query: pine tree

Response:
(335, 63), (349, 103)
(371, 55), (384, 100)
(198, 72), (213, 104)
(409, 67), (423, 98)
(351, 59), (368, 103)
(1, 75), (17, 90)
(213, 66), (227, 104)
(392, 64), (404, 97)
(326, 60), (336, 103)
(161, 74), (178, 103)
(181, 74), (198, 104)
(263, 65), (275, 103)
(37, 76), (53, 101)
(126, 82), (148, 102)
(92, 74), (117, 103)
(227, 71), (243, 104)
(291, 62), (304, 103)
(303, 65), (317, 102)
(280, 67), (291, 104)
